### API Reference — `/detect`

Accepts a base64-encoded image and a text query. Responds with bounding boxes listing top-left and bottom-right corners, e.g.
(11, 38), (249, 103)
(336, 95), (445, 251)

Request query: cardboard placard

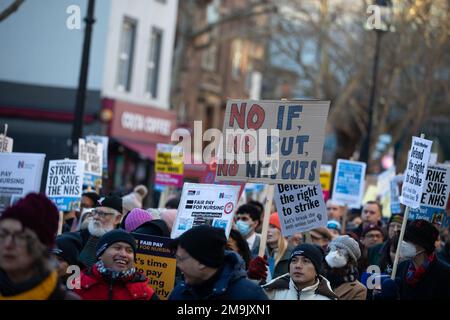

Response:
(78, 138), (103, 188)
(215, 99), (330, 185)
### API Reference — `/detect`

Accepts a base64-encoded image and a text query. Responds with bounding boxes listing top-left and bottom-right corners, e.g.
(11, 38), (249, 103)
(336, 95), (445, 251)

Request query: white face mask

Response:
(399, 241), (419, 259)
(325, 250), (348, 268)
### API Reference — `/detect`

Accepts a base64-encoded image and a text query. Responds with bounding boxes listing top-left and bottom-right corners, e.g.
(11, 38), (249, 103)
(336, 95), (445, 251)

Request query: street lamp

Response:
(70, 0), (96, 158)
(359, 0), (392, 172)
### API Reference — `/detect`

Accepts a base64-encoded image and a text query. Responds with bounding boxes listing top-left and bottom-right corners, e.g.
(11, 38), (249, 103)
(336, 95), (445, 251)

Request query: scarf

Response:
(405, 253), (435, 287)
(95, 260), (136, 282)
(327, 265), (359, 289)
(0, 271), (58, 300)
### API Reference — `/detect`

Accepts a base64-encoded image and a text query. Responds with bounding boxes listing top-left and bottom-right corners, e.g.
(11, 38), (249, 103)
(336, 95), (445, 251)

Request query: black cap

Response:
(96, 195), (123, 214)
(53, 233), (82, 266)
(289, 243), (325, 274)
(172, 225), (227, 268)
(96, 229), (136, 259)
(133, 219), (170, 238)
(404, 219), (439, 254)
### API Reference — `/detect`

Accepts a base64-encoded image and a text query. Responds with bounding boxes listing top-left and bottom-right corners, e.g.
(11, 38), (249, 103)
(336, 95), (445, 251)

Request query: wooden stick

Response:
(391, 206), (409, 279)
(57, 211), (64, 235)
(391, 133), (425, 279)
(258, 184), (275, 257)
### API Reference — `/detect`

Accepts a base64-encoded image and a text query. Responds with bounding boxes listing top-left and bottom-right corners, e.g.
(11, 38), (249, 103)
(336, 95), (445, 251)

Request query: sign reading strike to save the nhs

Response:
(215, 100), (330, 185)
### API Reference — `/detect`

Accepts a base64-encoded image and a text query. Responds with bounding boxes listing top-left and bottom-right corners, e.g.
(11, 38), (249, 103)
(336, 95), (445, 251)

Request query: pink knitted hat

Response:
(124, 208), (153, 233)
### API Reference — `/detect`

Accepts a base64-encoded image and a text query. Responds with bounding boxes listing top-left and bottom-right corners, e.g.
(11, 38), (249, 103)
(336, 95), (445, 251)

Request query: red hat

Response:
(269, 212), (281, 230)
(0, 193), (59, 248)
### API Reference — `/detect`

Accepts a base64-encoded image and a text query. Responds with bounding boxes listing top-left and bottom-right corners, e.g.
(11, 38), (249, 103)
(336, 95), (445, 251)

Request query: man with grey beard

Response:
(72, 195), (123, 268)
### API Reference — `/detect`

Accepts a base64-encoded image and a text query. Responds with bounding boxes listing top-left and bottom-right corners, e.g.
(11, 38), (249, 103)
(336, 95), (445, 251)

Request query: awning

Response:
(117, 139), (157, 161)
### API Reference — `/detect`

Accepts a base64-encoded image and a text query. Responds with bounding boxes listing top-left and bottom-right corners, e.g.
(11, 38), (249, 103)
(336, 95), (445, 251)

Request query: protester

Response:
(354, 201), (384, 238)
(165, 197), (180, 210)
(0, 193), (79, 300)
(81, 192), (100, 211)
(262, 243), (337, 300)
(169, 225), (268, 300)
(133, 219), (170, 237)
(227, 229), (251, 269)
(361, 224), (385, 249)
(123, 208), (153, 233)
(159, 209), (177, 233)
(78, 208), (94, 231)
(73, 229), (158, 300)
(288, 233), (303, 248)
(52, 233), (84, 284)
(326, 199), (343, 222)
(377, 234), (400, 275)
(327, 220), (341, 239)
(122, 185), (148, 214)
(377, 220), (450, 299)
(437, 226), (450, 266)
(310, 228), (333, 251)
(368, 214), (403, 267)
(247, 200), (264, 234)
(324, 235), (367, 300)
(247, 213), (294, 282)
(235, 204), (262, 257)
(76, 195), (123, 268)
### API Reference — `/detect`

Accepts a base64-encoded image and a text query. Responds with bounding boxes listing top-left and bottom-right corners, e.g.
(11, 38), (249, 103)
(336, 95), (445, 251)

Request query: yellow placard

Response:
(135, 253), (177, 300)
(320, 171), (331, 191)
(155, 151), (184, 175)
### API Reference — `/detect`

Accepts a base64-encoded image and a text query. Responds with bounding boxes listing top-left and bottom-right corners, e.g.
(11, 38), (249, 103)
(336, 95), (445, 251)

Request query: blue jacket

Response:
(169, 251), (268, 300)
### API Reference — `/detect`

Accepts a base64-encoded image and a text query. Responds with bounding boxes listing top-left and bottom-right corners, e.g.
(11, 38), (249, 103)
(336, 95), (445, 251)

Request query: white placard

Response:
(171, 183), (241, 239)
(274, 183), (327, 236)
(79, 138), (103, 188)
(0, 153), (45, 212)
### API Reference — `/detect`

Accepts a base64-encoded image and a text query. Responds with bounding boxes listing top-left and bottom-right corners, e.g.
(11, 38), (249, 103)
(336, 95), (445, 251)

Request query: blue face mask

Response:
(236, 220), (252, 237)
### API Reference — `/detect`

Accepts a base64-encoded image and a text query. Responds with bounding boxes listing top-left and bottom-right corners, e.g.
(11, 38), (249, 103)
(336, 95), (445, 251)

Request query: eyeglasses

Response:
(0, 229), (28, 246)
(91, 209), (114, 218)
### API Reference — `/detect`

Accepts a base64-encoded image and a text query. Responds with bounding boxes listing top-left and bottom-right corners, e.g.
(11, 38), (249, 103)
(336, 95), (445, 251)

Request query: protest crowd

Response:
(1, 101), (450, 302)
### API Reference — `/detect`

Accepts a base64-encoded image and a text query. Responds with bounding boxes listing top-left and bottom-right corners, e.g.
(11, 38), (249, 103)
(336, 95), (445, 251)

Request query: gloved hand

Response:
(247, 256), (268, 280)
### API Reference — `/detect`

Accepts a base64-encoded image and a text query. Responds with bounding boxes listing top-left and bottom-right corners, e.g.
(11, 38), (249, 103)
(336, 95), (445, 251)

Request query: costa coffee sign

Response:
(110, 100), (176, 144)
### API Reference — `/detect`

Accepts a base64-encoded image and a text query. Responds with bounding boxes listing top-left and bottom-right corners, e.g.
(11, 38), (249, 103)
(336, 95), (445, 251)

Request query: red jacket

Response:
(74, 264), (156, 300)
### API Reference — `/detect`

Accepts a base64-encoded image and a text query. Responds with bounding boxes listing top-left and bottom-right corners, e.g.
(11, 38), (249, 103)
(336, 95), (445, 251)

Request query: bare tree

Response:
(0, 0), (25, 23)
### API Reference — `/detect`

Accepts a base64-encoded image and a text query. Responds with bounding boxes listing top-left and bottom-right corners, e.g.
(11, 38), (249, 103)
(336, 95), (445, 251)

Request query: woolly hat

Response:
(327, 220), (342, 232)
(122, 185), (148, 212)
(96, 229), (136, 259)
(124, 208), (153, 233)
(328, 235), (361, 263)
(133, 219), (170, 238)
(97, 195), (123, 214)
(53, 233), (83, 266)
(289, 243), (324, 274)
(389, 214), (404, 225)
(269, 212), (281, 230)
(404, 219), (439, 254)
(0, 193), (59, 248)
(171, 225), (227, 268)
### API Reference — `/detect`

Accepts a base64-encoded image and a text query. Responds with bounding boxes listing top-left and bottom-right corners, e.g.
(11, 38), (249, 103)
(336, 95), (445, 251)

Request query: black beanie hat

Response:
(96, 229), (136, 259)
(53, 233), (82, 266)
(96, 195), (123, 214)
(289, 243), (324, 274)
(404, 219), (439, 254)
(172, 225), (227, 268)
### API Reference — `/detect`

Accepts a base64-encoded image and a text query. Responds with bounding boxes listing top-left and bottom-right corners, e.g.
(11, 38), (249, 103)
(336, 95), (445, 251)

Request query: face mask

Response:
(325, 250), (348, 268)
(399, 241), (418, 259)
(236, 220), (251, 237)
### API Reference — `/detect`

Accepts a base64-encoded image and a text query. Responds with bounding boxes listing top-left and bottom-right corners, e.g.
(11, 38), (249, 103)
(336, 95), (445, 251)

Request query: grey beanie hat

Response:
(328, 235), (361, 263)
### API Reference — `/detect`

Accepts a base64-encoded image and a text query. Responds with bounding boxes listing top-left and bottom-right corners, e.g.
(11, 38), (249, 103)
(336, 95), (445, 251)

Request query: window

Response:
(231, 39), (242, 79)
(201, 44), (217, 71)
(146, 28), (163, 98)
(116, 18), (137, 92)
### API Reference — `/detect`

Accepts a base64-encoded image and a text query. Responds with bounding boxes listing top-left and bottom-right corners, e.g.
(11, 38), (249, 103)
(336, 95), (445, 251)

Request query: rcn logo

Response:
(219, 192), (224, 198)
(17, 161), (25, 169)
